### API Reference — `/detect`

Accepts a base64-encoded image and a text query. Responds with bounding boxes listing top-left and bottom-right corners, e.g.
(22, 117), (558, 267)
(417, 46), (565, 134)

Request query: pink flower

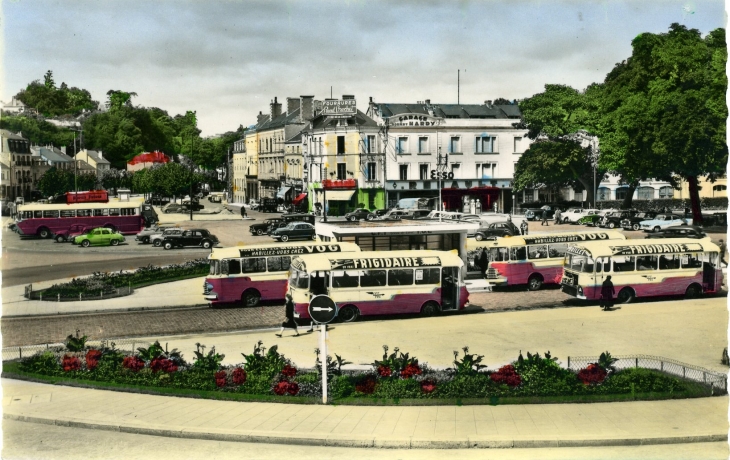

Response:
(400, 363), (422, 379)
(490, 365), (521, 387)
(215, 370), (227, 388)
(122, 356), (145, 372)
(85, 349), (102, 371)
(286, 382), (299, 395)
(232, 367), (247, 385)
(62, 355), (81, 372)
(273, 381), (290, 395)
(377, 366), (392, 377)
(420, 380), (437, 394)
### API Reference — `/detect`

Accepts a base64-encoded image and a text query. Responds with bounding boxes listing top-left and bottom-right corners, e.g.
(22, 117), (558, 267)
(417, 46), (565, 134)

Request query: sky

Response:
(1, 0), (726, 137)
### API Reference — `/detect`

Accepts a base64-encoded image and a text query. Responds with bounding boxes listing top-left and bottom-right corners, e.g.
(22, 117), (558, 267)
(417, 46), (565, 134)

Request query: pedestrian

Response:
(276, 294), (299, 337)
(599, 275), (615, 311)
(240, 205), (247, 219)
(719, 239), (727, 268)
(477, 248), (489, 277)
(520, 220), (528, 235)
(7, 201), (15, 219)
(541, 209), (549, 226)
(554, 208), (562, 225)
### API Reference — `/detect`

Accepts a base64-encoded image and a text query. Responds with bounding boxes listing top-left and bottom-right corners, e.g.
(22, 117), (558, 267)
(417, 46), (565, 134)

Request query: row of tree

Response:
(514, 24), (727, 223)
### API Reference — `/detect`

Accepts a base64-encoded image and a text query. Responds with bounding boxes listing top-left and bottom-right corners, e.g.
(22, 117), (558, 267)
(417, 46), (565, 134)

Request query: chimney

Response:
(300, 96), (315, 122)
(342, 95), (355, 100)
(425, 99), (431, 105)
(270, 97), (282, 120)
(61, 146), (66, 154)
(286, 97), (301, 119)
(257, 111), (268, 125)
(485, 100), (493, 108)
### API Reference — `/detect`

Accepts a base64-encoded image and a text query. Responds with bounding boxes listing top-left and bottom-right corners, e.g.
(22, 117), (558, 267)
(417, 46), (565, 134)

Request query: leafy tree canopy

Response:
(14, 70), (97, 117)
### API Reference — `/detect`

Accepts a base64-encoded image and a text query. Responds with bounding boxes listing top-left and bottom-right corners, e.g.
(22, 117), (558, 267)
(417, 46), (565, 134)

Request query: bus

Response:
(204, 242), (360, 307)
(561, 238), (723, 303)
(13, 198), (157, 238)
(287, 250), (468, 322)
(467, 230), (626, 290)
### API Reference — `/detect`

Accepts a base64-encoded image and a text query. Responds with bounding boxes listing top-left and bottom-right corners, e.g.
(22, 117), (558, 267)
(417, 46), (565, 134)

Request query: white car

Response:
(561, 208), (600, 224)
(639, 214), (691, 232)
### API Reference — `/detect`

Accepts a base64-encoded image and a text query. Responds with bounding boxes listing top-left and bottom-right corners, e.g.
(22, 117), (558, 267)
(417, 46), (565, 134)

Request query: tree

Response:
(106, 90), (138, 111)
(36, 167), (98, 197)
(14, 71), (97, 116)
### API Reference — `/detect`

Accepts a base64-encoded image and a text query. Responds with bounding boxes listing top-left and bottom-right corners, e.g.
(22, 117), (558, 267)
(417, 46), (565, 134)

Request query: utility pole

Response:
(189, 134), (194, 221)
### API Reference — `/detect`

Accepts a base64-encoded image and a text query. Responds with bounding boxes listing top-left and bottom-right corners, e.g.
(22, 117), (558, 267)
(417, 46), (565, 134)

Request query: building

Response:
(231, 136), (247, 204)
(0, 97), (36, 115)
(30, 145), (75, 186)
(367, 99), (530, 213)
(75, 149), (111, 177)
(126, 151), (171, 172)
(674, 176), (727, 200)
(0, 130), (32, 201)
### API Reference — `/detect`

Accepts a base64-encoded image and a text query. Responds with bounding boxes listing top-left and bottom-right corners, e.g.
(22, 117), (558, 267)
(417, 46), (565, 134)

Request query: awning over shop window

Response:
(325, 190), (356, 201)
(292, 193), (307, 205)
(276, 186), (291, 199)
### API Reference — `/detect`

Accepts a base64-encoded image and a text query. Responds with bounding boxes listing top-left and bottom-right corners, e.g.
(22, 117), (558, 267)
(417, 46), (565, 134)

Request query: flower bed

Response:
(4, 340), (718, 405)
(28, 259), (209, 300)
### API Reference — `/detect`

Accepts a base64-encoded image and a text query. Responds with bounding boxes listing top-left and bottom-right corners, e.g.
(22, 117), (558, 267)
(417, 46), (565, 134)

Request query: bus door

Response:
(702, 253), (717, 291)
(441, 267), (459, 311)
(309, 270), (330, 297)
(595, 257), (610, 286)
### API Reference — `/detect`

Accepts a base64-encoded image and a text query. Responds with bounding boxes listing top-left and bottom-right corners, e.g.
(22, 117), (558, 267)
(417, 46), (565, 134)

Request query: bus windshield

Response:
(566, 254), (595, 272)
(290, 268), (309, 289)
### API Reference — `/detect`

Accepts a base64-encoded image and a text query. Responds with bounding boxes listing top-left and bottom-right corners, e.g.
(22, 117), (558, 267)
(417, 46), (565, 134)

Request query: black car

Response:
(162, 229), (219, 249)
(281, 213), (316, 225)
(620, 211), (658, 231)
(599, 210), (638, 229)
(473, 221), (520, 241)
(270, 223), (317, 242)
(645, 226), (707, 239)
(344, 208), (371, 221)
(250, 218), (283, 236)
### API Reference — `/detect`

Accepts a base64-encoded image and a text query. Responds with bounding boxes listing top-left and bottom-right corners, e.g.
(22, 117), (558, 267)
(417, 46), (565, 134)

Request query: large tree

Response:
(14, 70), (97, 116)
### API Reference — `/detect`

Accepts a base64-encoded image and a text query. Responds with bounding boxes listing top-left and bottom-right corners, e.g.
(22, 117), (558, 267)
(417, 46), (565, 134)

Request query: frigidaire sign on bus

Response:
(322, 99), (356, 116)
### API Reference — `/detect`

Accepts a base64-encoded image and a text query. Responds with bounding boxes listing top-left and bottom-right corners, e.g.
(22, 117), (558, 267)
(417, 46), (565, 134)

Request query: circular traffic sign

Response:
(308, 295), (338, 324)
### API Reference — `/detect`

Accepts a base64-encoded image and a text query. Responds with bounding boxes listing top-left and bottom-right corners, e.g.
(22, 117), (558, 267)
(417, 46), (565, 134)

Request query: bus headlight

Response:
(577, 286), (584, 296)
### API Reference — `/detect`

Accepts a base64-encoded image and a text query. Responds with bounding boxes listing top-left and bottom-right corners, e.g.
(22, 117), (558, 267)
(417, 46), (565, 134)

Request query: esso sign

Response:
(430, 170), (454, 180)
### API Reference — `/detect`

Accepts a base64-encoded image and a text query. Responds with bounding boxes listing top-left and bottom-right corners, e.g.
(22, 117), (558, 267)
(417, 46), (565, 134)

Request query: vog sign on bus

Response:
(322, 99), (356, 116)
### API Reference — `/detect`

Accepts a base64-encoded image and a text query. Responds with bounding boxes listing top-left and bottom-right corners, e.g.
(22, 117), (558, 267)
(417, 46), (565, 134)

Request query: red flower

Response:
(355, 376), (377, 394)
(215, 370), (227, 388)
(287, 382), (300, 395)
(400, 363), (422, 379)
(281, 364), (297, 377)
(122, 356), (145, 372)
(490, 365), (521, 387)
(85, 349), (102, 371)
(150, 357), (178, 373)
(273, 381), (290, 395)
(377, 365), (392, 377)
(62, 355), (81, 372)
(232, 367), (247, 385)
(420, 380), (437, 393)
(577, 364), (608, 385)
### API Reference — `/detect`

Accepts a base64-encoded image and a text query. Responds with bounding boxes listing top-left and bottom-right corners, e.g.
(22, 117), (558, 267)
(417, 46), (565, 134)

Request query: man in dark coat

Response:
(520, 220), (528, 235)
(541, 209), (549, 226)
(276, 294), (299, 337)
(600, 276), (615, 311)
(240, 206), (247, 218)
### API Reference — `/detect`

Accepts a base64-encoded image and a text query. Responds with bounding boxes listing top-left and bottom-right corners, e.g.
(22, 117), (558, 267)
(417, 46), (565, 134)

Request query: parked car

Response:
(145, 196), (170, 206)
(599, 210), (638, 229)
(53, 224), (94, 243)
(376, 209), (411, 220)
(524, 205), (561, 221)
(577, 214), (604, 226)
(472, 221), (520, 241)
(73, 227), (125, 247)
(182, 200), (204, 211)
(208, 195), (222, 203)
(281, 213), (316, 225)
(162, 203), (184, 214)
(135, 225), (171, 244)
(162, 229), (219, 249)
(561, 208), (600, 224)
(621, 211), (659, 231)
(344, 208), (371, 221)
(270, 222), (317, 242)
(151, 228), (184, 247)
(250, 218), (284, 236)
(645, 226), (707, 239)
(367, 209), (390, 220)
(639, 214), (690, 232)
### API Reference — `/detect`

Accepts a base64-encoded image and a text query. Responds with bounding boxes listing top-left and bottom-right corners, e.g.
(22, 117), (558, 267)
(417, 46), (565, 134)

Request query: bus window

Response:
(77, 209), (92, 217)
(109, 208), (120, 216)
(613, 256), (636, 272)
(361, 270), (386, 287)
(33, 210), (42, 218)
(659, 255), (681, 270)
(94, 209), (109, 217)
(310, 271), (328, 295)
(60, 209), (76, 218)
(222, 258), (241, 275)
(388, 269), (414, 286)
(43, 210), (59, 218)
(567, 254), (595, 272)
(510, 246), (527, 261)
(528, 245), (547, 259)
(596, 257), (611, 273)
(415, 267), (440, 285)
(332, 270), (359, 288)
(121, 208), (137, 216)
(209, 260), (220, 275)
(636, 255), (658, 271)
(267, 256), (291, 272)
(489, 247), (509, 262)
(682, 254), (702, 269)
(242, 258), (266, 273)
(700, 252), (718, 268)
(548, 243), (568, 258)
(291, 269), (309, 289)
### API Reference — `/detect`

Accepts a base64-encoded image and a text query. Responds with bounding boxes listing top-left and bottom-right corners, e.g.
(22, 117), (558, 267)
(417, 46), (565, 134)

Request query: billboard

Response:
(322, 99), (356, 116)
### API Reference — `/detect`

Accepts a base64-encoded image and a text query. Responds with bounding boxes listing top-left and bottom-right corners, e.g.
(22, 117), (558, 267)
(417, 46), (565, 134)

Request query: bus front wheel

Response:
(242, 289), (260, 308)
(420, 301), (439, 317)
(38, 227), (51, 239)
(339, 305), (359, 323)
(527, 275), (543, 291)
(617, 287), (635, 304)
(685, 284), (702, 299)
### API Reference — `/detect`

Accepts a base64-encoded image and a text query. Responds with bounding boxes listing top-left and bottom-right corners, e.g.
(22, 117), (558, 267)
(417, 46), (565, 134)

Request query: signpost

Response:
(308, 295), (338, 403)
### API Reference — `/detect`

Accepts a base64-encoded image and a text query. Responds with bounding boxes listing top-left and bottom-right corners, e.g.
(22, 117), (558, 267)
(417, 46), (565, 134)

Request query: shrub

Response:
(578, 364), (608, 385)
(20, 351), (60, 374)
(330, 375), (355, 399)
(192, 343), (224, 371)
(599, 368), (686, 394)
(61, 355), (81, 372)
(242, 341), (289, 378)
(451, 347), (487, 377)
(372, 345), (421, 379)
(355, 375), (377, 395)
(232, 367), (247, 385)
(420, 379), (437, 394)
(314, 348), (351, 377)
(65, 333), (87, 352)
(490, 365), (521, 387)
(85, 349), (102, 371)
(372, 378), (422, 399)
(437, 374), (493, 398)
(122, 356), (145, 372)
(150, 357), (178, 373)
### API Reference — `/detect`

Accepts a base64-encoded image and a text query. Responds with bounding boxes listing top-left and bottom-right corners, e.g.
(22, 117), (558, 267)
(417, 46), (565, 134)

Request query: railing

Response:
(3, 338), (142, 361)
(24, 283), (134, 302)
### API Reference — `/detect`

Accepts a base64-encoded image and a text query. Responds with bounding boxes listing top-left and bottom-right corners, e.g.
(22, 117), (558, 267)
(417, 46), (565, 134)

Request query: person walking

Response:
(7, 201), (16, 219)
(554, 208), (562, 225)
(719, 239), (727, 268)
(240, 205), (247, 219)
(541, 209), (549, 226)
(276, 294), (299, 337)
(520, 220), (528, 235)
(600, 276), (615, 311)
(477, 248), (489, 277)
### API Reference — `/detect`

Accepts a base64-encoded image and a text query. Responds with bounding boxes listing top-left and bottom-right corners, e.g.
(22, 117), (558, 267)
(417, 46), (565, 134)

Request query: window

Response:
(449, 137), (460, 153)
(415, 268), (440, 285)
(337, 136), (345, 155)
(637, 187), (655, 200)
(713, 185), (727, 196)
(528, 245), (548, 259)
(597, 187), (611, 201)
(475, 136), (496, 153)
(548, 243), (568, 258)
(121, 208), (138, 216)
(681, 253), (703, 269)
(332, 270), (359, 288)
(388, 269), (414, 286)
(399, 164), (408, 180)
(337, 163), (347, 180)
(595, 257), (611, 273)
(658, 254), (681, 270)
(636, 255), (658, 271)
(489, 247), (509, 262)
(267, 256), (291, 272)
(242, 257), (267, 273)
(418, 137), (428, 153)
(419, 164), (429, 180)
(397, 137), (408, 154)
(514, 137), (523, 153)
(612, 256), (635, 272)
(477, 163), (496, 179)
(361, 269), (386, 287)
(366, 162), (377, 181)
(60, 210), (76, 218)
(615, 188), (629, 200)
(42, 210), (59, 218)
(450, 163), (460, 179)
(367, 135), (376, 153)
(222, 258), (241, 275)
(510, 246), (527, 261)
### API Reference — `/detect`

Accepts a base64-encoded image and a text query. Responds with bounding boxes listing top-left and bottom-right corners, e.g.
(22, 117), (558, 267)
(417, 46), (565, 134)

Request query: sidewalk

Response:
(2, 378), (726, 448)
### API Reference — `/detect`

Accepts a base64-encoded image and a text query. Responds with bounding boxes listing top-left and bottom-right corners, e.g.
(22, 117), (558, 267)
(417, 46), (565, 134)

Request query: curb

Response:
(1, 304), (210, 320)
(4, 413), (726, 449)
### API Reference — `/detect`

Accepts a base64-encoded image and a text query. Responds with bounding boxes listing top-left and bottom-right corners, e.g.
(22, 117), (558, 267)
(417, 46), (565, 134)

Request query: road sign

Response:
(308, 295), (338, 324)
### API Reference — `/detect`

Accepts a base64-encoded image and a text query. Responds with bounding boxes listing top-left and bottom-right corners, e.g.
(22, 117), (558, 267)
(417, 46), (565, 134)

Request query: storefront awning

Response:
(276, 186), (291, 199)
(292, 193), (307, 205)
(325, 189), (356, 201)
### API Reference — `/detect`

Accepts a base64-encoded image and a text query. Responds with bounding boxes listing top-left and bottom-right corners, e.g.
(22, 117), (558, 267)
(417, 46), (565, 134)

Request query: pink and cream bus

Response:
(204, 242), (360, 307)
(561, 238), (723, 303)
(467, 230), (626, 290)
(288, 250), (468, 322)
(13, 198), (156, 238)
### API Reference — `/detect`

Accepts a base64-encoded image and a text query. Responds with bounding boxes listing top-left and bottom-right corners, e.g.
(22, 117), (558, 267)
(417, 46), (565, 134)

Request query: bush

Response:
(372, 378), (422, 399)
(490, 365), (521, 387)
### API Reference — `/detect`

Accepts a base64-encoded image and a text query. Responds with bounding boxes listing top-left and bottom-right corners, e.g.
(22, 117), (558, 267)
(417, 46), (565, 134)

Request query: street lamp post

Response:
(190, 134), (194, 221)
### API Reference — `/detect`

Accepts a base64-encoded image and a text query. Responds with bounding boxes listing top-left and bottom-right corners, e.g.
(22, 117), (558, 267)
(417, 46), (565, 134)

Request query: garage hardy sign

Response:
(322, 99), (356, 116)
(239, 244), (343, 258)
(328, 256), (441, 270)
(389, 113), (443, 127)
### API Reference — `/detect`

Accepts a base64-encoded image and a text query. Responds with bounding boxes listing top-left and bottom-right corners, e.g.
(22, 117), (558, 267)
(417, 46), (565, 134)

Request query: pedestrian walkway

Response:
(2, 379), (726, 448)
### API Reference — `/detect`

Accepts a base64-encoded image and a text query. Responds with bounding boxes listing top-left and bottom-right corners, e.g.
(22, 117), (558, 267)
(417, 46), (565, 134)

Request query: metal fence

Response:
(3, 338), (155, 361)
(24, 284), (135, 302)
(566, 354), (728, 392)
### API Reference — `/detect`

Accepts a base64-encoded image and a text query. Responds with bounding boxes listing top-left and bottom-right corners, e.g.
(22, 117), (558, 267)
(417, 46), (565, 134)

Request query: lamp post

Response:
(591, 137), (599, 209)
(189, 134), (194, 221)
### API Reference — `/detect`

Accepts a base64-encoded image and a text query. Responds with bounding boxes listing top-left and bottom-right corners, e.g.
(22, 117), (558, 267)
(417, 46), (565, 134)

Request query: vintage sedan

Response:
(53, 224), (93, 243)
(639, 213), (690, 232)
(472, 221), (520, 241)
(344, 208), (372, 221)
(561, 208), (600, 224)
(645, 226), (706, 239)
(270, 222), (317, 242)
(162, 229), (219, 249)
(135, 225), (172, 244)
(73, 227), (125, 247)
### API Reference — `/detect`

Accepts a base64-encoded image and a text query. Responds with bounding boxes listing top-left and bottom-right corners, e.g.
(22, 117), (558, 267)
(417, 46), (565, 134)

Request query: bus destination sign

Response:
(524, 233), (610, 245)
(329, 256), (441, 270)
(609, 243), (704, 256)
(239, 244), (343, 258)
